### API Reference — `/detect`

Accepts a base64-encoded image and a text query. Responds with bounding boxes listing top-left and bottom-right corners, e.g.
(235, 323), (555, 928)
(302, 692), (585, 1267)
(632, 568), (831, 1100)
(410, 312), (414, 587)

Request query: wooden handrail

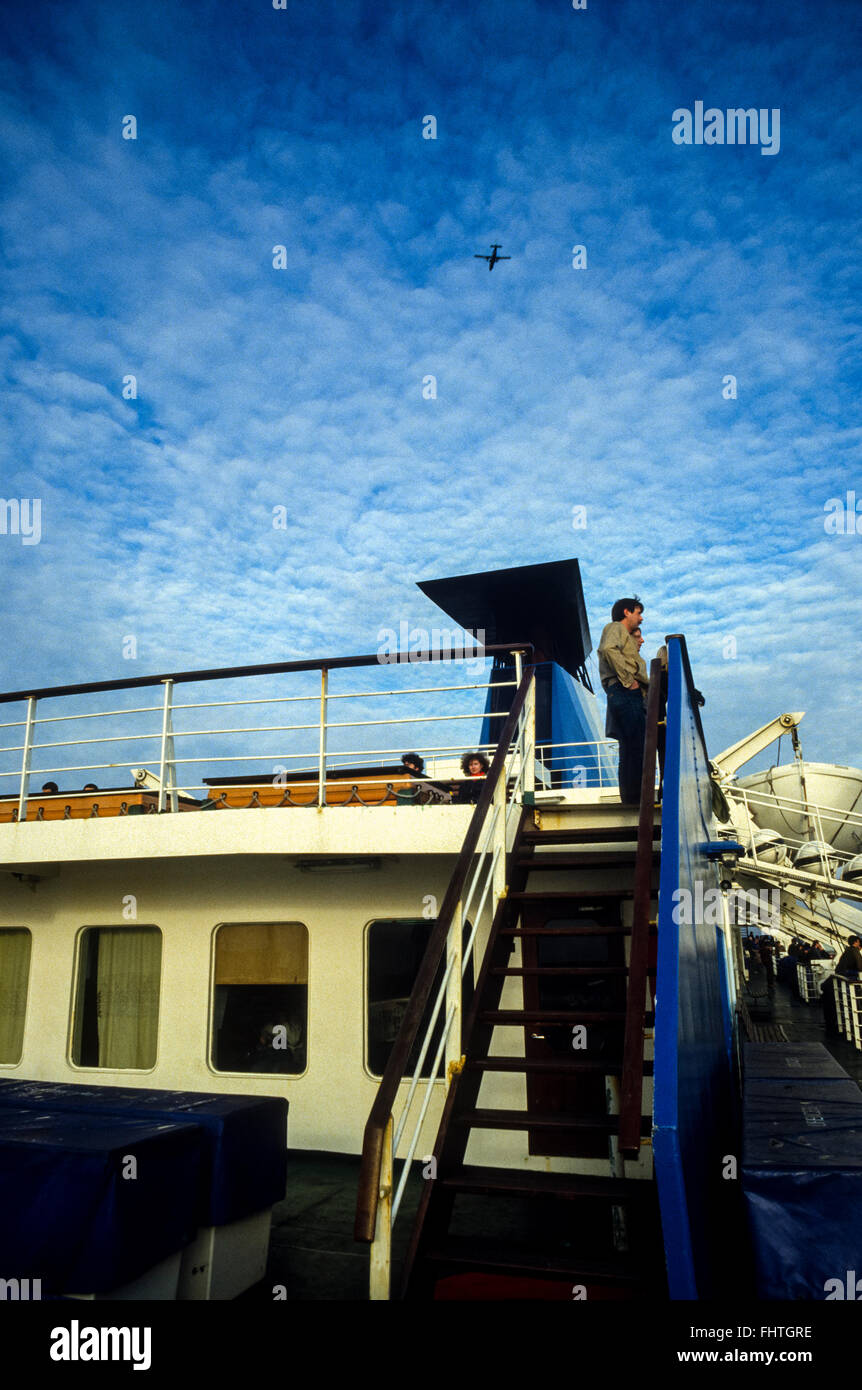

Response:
(354, 664), (534, 1244)
(619, 656), (663, 1157)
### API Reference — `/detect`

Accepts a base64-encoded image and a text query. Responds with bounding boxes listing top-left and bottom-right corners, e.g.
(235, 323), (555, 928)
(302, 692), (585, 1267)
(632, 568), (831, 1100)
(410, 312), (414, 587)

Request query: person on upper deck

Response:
(455, 752), (490, 805)
(631, 626), (649, 704)
(836, 936), (862, 977)
(399, 752), (452, 805)
(598, 597), (648, 806)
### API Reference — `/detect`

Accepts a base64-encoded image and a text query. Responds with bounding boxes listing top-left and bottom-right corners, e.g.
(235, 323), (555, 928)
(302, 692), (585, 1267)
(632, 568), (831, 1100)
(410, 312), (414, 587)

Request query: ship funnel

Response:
(417, 558), (592, 682)
(418, 559), (607, 787)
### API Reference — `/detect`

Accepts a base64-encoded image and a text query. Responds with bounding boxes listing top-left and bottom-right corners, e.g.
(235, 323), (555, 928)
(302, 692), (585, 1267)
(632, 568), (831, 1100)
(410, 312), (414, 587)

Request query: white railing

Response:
(361, 660), (536, 1299)
(535, 738), (619, 790)
(0, 662), (633, 821)
(0, 654), (526, 819)
(725, 782), (862, 889)
(835, 976), (862, 1048)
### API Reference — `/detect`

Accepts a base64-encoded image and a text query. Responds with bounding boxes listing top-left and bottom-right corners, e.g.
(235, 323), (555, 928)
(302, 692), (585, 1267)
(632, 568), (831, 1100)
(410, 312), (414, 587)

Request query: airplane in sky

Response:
(473, 244), (511, 270)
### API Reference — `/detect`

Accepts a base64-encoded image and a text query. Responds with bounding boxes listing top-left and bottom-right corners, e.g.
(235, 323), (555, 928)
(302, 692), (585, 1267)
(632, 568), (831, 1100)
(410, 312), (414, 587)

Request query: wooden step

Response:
(422, 1238), (655, 1286)
(438, 1165), (657, 1202)
(506, 889), (637, 900)
(500, 924), (635, 936)
(521, 826), (660, 845)
(490, 965), (630, 976)
(479, 1009), (629, 1025)
(466, 1056), (654, 1076)
(515, 852), (659, 869)
(456, 1109), (652, 1134)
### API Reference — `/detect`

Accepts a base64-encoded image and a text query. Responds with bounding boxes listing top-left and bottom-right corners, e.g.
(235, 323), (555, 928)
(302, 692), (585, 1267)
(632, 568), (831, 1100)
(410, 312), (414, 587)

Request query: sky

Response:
(1, 0), (860, 775)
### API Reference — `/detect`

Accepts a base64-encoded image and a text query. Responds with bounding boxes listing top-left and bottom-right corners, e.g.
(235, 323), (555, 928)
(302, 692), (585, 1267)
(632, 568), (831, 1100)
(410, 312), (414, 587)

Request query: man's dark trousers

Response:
(607, 685), (646, 805)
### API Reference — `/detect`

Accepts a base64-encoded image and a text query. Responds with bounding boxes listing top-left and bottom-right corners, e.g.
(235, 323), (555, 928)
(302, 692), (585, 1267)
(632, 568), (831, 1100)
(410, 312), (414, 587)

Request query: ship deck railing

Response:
(0, 648), (622, 820)
(723, 781), (862, 901)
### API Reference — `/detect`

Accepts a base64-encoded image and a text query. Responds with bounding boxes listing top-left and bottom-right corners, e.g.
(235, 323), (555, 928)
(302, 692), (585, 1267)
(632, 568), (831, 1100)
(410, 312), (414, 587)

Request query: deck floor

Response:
(747, 961), (862, 1085)
(236, 1152), (424, 1301)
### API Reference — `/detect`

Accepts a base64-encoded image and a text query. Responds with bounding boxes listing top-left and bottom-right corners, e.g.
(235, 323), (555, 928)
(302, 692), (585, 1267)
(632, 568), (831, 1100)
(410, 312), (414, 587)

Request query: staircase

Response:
(400, 803), (667, 1300)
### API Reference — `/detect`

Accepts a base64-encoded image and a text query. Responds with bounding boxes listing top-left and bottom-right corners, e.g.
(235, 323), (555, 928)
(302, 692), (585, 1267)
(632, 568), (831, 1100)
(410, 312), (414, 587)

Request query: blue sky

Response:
(1, 0), (860, 771)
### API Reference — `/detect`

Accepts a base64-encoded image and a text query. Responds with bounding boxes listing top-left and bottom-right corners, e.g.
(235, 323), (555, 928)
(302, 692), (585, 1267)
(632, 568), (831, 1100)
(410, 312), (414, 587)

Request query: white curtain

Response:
(0, 929), (31, 1063)
(96, 927), (161, 1068)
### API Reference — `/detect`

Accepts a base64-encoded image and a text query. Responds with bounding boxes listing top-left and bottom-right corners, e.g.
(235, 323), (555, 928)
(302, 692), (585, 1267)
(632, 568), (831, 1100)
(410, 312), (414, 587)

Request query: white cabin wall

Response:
(0, 854), (471, 1156)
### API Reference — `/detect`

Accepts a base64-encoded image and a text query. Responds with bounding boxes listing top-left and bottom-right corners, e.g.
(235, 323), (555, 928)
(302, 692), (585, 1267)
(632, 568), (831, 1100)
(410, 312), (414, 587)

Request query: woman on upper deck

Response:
(454, 752), (490, 805)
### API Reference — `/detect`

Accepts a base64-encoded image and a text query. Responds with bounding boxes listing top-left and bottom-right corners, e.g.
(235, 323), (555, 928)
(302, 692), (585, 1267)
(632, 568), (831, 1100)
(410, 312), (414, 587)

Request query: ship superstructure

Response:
(1, 559), (861, 1300)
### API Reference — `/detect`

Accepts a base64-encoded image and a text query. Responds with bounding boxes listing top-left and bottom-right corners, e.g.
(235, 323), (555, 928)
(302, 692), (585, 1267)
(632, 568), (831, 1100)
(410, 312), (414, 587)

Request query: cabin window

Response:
(211, 922), (308, 1074)
(71, 926), (162, 1069)
(366, 918), (473, 1078)
(0, 928), (32, 1064)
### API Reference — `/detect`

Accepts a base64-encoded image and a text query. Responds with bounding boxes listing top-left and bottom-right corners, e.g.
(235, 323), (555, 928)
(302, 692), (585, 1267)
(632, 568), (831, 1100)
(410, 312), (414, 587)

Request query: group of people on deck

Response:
(399, 594), (689, 811)
(399, 751), (490, 805)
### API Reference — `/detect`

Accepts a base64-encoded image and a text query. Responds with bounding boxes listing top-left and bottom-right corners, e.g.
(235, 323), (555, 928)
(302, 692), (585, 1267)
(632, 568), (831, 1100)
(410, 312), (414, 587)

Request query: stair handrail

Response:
(619, 655), (663, 1156)
(354, 662), (535, 1251)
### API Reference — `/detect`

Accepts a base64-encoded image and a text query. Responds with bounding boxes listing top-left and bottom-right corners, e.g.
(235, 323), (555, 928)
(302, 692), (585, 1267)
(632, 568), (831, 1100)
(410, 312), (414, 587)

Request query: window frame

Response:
(363, 915), (449, 1083)
(207, 919), (310, 1079)
(68, 923), (164, 1073)
(0, 926), (33, 1068)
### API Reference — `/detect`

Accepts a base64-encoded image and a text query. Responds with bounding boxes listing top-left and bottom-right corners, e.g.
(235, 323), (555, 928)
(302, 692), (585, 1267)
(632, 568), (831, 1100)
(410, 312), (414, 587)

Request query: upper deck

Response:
(0, 642), (616, 869)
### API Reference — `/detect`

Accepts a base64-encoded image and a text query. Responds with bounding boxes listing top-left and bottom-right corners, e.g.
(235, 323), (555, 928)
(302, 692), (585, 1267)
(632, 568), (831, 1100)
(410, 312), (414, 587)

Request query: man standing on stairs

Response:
(598, 597), (649, 805)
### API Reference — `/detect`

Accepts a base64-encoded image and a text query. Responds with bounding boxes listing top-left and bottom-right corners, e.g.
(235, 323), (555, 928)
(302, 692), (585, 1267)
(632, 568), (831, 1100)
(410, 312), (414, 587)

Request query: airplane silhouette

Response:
(474, 243), (511, 270)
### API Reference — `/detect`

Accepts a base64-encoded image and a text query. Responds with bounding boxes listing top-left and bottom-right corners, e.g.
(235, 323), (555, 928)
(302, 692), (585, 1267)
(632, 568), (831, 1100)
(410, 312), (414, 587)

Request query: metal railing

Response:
(353, 660), (536, 1298)
(0, 646), (536, 820)
(725, 783), (862, 897)
(619, 656), (662, 1156)
(535, 738), (619, 788)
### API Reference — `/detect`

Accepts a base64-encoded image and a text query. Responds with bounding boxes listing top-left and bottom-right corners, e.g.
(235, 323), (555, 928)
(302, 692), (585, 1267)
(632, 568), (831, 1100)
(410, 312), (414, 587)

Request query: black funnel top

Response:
(417, 559), (592, 679)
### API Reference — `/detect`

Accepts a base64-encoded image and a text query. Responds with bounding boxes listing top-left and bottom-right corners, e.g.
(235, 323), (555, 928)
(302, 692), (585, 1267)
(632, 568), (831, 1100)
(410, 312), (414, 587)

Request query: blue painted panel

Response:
(653, 639), (736, 1298)
(480, 661), (614, 787)
(549, 664), (616, 787)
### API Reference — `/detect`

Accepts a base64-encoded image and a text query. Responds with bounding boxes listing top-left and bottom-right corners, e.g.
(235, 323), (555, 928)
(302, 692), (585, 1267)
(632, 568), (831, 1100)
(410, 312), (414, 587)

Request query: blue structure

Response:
(420, 559), (615, 787)
(480, 659), (615, 788)
(652, 636), (737, 1298)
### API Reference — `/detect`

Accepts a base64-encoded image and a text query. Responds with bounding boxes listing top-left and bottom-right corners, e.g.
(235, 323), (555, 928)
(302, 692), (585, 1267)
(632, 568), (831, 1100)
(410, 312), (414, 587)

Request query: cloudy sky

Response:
(1, 0), (860, 774)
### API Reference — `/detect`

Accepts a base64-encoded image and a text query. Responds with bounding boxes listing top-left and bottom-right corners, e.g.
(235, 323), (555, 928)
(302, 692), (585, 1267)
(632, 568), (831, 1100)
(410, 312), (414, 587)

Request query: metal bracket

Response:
(447, 1056), (466, 1083)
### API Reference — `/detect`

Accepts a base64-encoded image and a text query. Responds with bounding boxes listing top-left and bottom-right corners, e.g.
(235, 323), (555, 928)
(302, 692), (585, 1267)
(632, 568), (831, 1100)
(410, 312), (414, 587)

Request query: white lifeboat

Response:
(841, 854), (862, 884)
(794, 840), (839, 876)
(736, 762), (862, 855)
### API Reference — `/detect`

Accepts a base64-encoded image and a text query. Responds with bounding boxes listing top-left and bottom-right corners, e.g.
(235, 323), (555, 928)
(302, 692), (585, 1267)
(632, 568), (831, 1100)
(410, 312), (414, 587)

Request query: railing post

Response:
(17, 696), (37, 823)
(493, 763), (507, 902)
(318, 667), (328, 808)
(158, 680), (177, 813)
(445, 901), (463, 1082)
(740, 791), (758, 866)
(619, 657), (662, 1157)
(523, 671), (536, 798)
(369, 1117), (393, 1300)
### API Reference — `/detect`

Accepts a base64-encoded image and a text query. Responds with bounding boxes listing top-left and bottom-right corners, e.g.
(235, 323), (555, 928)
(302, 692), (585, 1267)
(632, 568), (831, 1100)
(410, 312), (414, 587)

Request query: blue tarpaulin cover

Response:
(742, 1076), (862, 1298)
(0, 1107), (203, 1291)
(0, 1081), (287, 1225)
